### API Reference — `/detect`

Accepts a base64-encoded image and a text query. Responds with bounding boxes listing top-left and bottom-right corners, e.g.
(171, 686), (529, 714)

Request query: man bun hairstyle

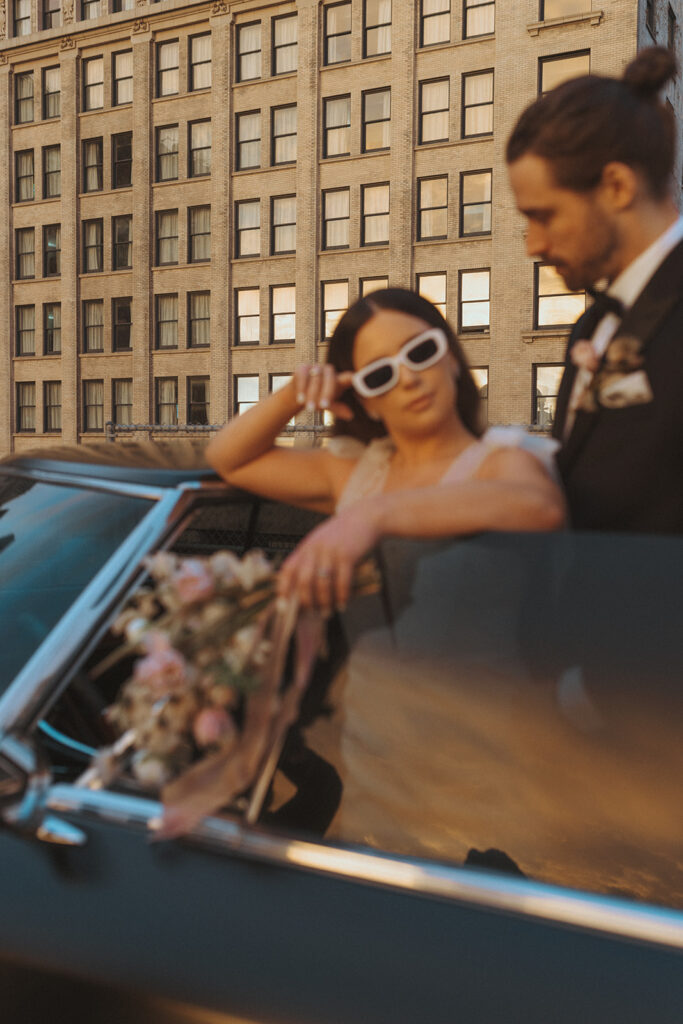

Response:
(506, 46), (678, 199)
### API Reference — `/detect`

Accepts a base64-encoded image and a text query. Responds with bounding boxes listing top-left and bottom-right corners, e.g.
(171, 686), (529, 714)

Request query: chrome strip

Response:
(46, 784), (683, 953)
(0, 463), (178, 501)
(0, 490), (182, 732)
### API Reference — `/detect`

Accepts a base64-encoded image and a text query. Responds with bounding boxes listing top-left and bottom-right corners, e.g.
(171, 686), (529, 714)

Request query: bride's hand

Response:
(294, 364), (355, 421)
(277, 499), (384, 612)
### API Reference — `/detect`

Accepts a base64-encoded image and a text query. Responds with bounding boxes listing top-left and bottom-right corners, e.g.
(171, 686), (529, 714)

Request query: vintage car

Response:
(0, 442), (681, 1024)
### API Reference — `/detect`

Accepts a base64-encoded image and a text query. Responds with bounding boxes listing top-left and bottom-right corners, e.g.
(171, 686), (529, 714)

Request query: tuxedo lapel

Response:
(558, 240), (683, 476)
(552, 306), (601, 442)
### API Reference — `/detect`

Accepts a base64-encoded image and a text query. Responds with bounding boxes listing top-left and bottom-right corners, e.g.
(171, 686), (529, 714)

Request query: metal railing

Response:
(105, 422), (333, 444)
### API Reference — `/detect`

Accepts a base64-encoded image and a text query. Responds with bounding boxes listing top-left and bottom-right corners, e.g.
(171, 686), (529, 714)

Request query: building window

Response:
(271, 285), (296, 343)
(361, 183), (390, 245)
(82, 0), (102, 20)
(464, 0), (495, 38)
(113, 0), (135, 11)
(112, 132), (133, 189)
(322, 280), (349, 339)
(535, 264), (586, 328)
(324, 2), (351, 65)
(418, 176), (448, 240)
(83, 138), (103, 192)
(189, 120), (211, 176)
(470, 367), (488, 426)
(155, 377), (178, 425)
(188, 292), (210, 347)
(189, 206), (211, 262)
(273, 13), (298, 74)
(83, 219), (103, 272)
(533, 364), (564, 429)
(112, 297), (132, 351)
(44, 302), (61, 354)
(542, 1), (592, 17)
(235, 375), (259, 415)
(113, 51), (133, 105)
(156, 210), (178, 265)
(83, 300), (104, 352)
(460, 170), (492, 236)
(43, 145), (60, 198)
(237, 22), (261, 82)
(236, 111), (261, 170)
(235, 288), (259, 344)
(157, 41), (179, 97)
(16, 305), (35, 356)
(83, 57), (104, 111)
(43, 381), (61, 432)
(459, 269), (490, 332)
(112, 215), (132, 270)
(15, 150), (34, 203)
(272, 105), (297, 164)
(417, 273), (446, 318)
(462, 70), (493, 137)
(42, 67), (60, 119)
(156, 294), (178, 349)
(323, 188), (350, 249)
(419, 79), (449, 144)
(15, 72), (33, 124)
(420, 0), (450, 46)
(540, 51), (590, 93)
(16, 228), (35, 279)
(362, 88), (391, 151)
(156, 125), (179, 181)
(43, 223), (61, 277)
(17, 383), (36, 432)
(190, 34), (212, 90)
(236, 200), (260, 257)
(13, 0), (31, 36)
(361, 277), (388, 296)
(271, 196), (296, 255)
(364, 0), (391, 57)
(323, 95), (351, 158)
(113, 379), (133, 426)
(54, 3), (78, 32)
(188, 377), (210, 424)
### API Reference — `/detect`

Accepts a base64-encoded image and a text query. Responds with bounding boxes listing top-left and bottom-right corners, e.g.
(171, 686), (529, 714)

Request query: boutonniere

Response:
(573, 334), (654, 413)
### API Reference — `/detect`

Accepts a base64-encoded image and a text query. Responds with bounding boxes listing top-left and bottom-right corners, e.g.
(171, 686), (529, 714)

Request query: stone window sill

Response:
(527, 10), (604, 36)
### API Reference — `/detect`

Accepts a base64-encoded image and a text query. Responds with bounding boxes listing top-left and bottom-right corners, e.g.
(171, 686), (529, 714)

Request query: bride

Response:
(206, 288), (565, 609)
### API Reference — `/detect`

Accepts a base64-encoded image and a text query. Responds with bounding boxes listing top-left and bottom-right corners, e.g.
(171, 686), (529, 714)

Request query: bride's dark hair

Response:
(326, 287), (482, 443)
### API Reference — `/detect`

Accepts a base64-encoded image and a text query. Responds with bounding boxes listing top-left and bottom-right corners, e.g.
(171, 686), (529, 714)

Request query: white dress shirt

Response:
(563, 216), (683, 440)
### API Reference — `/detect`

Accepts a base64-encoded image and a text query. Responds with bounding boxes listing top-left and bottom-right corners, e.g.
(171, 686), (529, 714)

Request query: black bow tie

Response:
(587, 287), (625, 320)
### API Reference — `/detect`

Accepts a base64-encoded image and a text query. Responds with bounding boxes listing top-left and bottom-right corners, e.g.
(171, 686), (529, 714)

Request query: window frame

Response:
(459, 169), (492, 238)
(417, 271), (447, 318)
(42, 144), (61, 199)
(189, 120), (212, 178)
(43, 223), (61, 278)
(43, 301), (61, 355)
(235, 287), (260, 345)
(272, 13), (298, 76)
(15, 149), (34, 203)
(13, 0), (31, 38)
(155, 293), (179, 350)
(417, 175), (448, 241)
(82, 299), (104, 353)
(235, 199), (261, 258)
(458, 267), (491, 333)
(271, 104), (297, 166)
(43, 380), (61, 433)
(236, 109), (261, 171)
(156, 40), (180, 98)
(16, 382), (36, 433)
(324, 2), (352, 66)
(234, 374), (259, 416)
(112, 214), (133, 271)
(112, 131), (133, 190)
(321, 279), (349, 341)
(187, 375), (210, 425)
(538, 49), (590, 94)
(16, 304), (36, 357)
(189, 33), (212, 91)
(156, 124), (179, 182)
(532, 362), (565, 429)
(236, 21), (262, 83)
(322, 187), (350, 250)
(155, 376), (178, 426)
(15, 227), (35, 280)
(155, 209), (179, 267)
(419, 77), (450, 145)
(15, 72), (34, 124)
(42, 66), (60, 119)
(188, 205), (211, 264)
(83, 137), (103, 193)
(363, 0), (392, 58)
(270, 284), (296, 344)
(361, 181), (390, 247)
(112, 378), (133, 427)
(188, 291), (211, 348)
(82, 218), (104, 273)
(362, 87), (391, 153)
(112, 297), (132, 351)
(271, 195), (296, 256)
(83, 56), (104, 112)
(533, 262), (586, 330)
(461, 69), (494, 139)
(463, 0), (495, 40)
(420, 0), (450, 47)
(323, 94), (351, 158)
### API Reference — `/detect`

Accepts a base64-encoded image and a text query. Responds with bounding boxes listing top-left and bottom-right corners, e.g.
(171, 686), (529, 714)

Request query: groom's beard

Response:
(553, 211), (620, 293)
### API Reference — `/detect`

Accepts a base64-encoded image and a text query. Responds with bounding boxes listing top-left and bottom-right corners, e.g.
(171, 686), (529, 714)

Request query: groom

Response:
(506, 47), (683, 534)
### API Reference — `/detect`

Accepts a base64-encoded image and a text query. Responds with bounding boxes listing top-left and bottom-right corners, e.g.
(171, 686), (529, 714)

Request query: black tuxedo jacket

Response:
(552, 239), (683, 533)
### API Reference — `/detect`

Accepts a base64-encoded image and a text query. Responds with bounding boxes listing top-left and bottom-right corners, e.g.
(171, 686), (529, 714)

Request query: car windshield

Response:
(0, 474), (153, 691)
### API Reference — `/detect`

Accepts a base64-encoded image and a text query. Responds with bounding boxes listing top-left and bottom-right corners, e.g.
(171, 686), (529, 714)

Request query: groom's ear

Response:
(598, 162), (639, 212)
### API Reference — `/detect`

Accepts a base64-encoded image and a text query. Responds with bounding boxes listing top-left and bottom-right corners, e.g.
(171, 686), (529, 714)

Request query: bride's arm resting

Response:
(278, 446), (566, 610)
(205, 365), (355, 515)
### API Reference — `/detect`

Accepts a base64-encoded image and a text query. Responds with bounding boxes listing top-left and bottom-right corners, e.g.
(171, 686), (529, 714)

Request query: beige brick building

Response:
(0, 0), (681, 454)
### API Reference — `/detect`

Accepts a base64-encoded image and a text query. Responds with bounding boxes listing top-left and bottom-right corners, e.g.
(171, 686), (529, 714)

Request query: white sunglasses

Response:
(352, 328), (449, 398)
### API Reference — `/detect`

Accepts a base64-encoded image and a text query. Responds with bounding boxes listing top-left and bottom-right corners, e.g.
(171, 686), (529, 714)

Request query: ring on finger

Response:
(309, 365), (322, 376)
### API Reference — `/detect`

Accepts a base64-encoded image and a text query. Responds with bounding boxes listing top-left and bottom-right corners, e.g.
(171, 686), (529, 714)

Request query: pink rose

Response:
(171, 559), (215, 606)
(134, 647), (188, 695)
(193, 707), (236, 748)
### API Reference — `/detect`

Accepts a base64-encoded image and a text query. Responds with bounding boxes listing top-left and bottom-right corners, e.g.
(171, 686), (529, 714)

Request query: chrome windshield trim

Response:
(0, 463), (179, 502)
(0, 490), (183, 732)
(46, 784), (683, 953)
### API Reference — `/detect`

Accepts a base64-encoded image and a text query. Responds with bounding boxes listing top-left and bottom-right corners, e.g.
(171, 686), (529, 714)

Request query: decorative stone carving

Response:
(0, 0), (6, 38)
(132, 17), (149, 33)
(212, 1), (229, 14)
(62, 0), (74, 23)
(136, 0), (147, 7)
(0, 54), (8, 65)
(60, 34), (76, 49)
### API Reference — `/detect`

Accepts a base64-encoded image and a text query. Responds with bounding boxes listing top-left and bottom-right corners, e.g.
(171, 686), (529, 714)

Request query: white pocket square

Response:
(599, 370), (654, 409)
